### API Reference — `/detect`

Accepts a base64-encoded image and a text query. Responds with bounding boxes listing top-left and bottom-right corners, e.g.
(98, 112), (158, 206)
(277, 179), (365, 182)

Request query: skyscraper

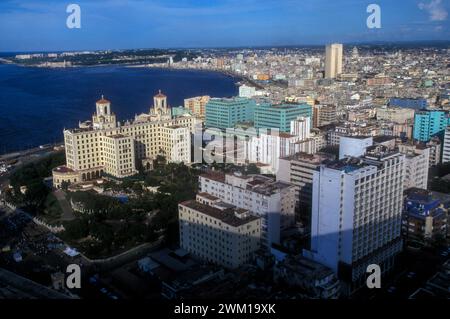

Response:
(325, 43), (343, 79)
(443, 126), (450, 163)
(305, 146), (404, 294)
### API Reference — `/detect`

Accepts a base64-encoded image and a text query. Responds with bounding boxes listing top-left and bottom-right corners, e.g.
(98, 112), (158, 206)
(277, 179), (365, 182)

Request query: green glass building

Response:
(413, 109), (450, 142)
(205, 97), (256, 130)
(254, 102), (312, 132)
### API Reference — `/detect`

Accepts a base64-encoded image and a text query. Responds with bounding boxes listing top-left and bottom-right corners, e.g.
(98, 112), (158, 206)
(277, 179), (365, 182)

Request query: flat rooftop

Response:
(180, 200), (259, 227)
(281, 152), (335, 163)
(197, 192), (220, 201)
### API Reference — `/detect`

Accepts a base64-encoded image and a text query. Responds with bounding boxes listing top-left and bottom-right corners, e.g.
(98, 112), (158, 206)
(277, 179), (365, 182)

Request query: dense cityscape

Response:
(1, 42), (449, 302)
(1, 2), (450, 317)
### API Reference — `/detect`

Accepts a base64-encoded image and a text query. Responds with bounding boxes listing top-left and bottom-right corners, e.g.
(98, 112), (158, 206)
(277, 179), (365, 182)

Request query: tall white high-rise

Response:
(443, 126), (450, 163)
(325, 43), (343, 79)
(304, 145), (404, 294)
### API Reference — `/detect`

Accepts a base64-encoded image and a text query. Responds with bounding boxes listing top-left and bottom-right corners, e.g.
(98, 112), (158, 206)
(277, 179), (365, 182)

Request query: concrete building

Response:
(254, 102), (312, 133)
(313, 104), (337, 128)
(53, 91), (195, 187)
(402, 188), (448, 244)
(413, 109), (449, 142)
(398, 140), (440, 168)
(179, 195), (261, 269)
(246, 117), (316, 173)
(246, 130), (299, 174)
(199, 172), (296, 249)
(443, 126), (450, 163)
(184, 95), (210, 118)
(428, 137), (442, 166)
(389, 98), (427, 110)
(325, 43), (343, 79)
(398, 144), (430, 190)
(339, 136), (373, 160)
(205, 97), (256, 130)
(273, 254), (341, 299)
(239, 84), (256, 98)
(305, 146), (405, 294)
(376, 107), (415, 124)
(277, 152), (335, 226)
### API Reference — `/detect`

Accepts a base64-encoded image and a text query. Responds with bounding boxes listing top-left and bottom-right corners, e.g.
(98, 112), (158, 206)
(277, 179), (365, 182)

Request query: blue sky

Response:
(0, 0), (448, 52)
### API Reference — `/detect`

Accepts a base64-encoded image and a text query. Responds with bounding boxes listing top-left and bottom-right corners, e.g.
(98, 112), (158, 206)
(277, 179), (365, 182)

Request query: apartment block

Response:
(305, 146), (405, 294)
(199, 172), (296, 248)
(179, 195), (261, 269)
(443, 126), (450, 163)
(402, 188), (448, 244)
(413, 109), (449, 142)
(205, 97), (255, 130)
(254, 102), (312, 133)
(277, 152), (335, 226)
(398, 144), (430, 190)
(184, 95), (210, 118)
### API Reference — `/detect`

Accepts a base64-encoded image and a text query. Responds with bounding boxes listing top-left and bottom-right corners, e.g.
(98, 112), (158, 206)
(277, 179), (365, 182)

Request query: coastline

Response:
(0, 59), (268, 91)
(0, 64), (240, 156)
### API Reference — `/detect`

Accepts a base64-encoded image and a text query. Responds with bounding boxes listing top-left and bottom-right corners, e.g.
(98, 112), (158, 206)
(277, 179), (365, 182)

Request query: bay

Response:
(0, 64), (238, 154)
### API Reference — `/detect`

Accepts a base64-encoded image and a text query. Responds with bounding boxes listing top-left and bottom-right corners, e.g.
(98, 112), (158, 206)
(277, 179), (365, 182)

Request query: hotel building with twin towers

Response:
(52, 90), (197, 188)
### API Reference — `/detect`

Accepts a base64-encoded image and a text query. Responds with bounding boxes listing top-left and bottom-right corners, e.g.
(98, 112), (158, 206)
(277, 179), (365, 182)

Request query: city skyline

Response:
(0, 0), (449, 52)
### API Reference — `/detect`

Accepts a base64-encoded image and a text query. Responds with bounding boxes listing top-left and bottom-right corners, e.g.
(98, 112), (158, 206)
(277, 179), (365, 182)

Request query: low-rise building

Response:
(402, 188), (448, 243)
(273, 255), (341, 299)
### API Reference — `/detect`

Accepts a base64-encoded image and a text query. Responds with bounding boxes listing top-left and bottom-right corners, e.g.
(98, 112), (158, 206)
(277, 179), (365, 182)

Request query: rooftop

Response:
(180, 200), (259, 227)
(281, 152), (335, 163)
(96, 95), (110, 104)
(53, 165), (75, 173)
(154, 90), (167, 98)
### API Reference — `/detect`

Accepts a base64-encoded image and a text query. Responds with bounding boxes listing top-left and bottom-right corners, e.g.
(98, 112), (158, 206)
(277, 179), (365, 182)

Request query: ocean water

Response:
(0, 64), (238, 154)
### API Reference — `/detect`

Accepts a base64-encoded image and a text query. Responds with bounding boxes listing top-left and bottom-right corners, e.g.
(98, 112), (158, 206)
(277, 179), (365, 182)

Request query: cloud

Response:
(418, 0), (448, 21)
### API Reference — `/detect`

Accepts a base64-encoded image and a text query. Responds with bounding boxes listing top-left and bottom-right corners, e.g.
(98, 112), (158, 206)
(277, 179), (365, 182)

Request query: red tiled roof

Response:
(154, 89), (166, 98)
(97, 95), (110, 104)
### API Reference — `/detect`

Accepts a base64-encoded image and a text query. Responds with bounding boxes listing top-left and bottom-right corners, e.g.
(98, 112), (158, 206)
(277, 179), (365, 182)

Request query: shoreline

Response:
(0, 142), (63, 161)
(1, 60), (252, 84)
(0, 64), (248, 156)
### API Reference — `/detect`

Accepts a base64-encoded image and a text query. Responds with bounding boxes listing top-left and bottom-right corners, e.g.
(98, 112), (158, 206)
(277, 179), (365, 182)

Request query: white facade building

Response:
(245, 117), (317, 174)
(305, 146), (404, 294)
(443, 126), (450, 163)
(53, 92), (195, 187)
(179, 194), (261, 269)
(339, 136), (373, 159)
(199, 173), (296, 248)
(239, 84), (256, 98)
(399, 146), (430, 190)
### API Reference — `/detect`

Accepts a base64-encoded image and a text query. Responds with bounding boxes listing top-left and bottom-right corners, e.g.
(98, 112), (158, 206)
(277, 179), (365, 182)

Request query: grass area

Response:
(39, 192), (63, 225)
(5, 151), (66, 214)
(60, 161), (199, 259)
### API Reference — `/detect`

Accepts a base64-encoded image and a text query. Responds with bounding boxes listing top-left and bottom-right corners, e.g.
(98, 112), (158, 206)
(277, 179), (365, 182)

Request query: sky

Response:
(0, 0), (448, 52)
